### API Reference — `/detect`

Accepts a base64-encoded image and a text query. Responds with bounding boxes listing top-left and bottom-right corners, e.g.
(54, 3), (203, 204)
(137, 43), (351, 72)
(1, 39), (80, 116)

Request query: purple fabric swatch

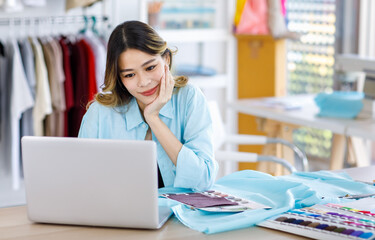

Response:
(165, 193), (239, 208)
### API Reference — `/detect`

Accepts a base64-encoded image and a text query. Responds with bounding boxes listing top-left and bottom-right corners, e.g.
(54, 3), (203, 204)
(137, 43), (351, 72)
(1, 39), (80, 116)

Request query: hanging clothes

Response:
(0, 39), (8, 175)
(80, 38), (97, 102)
(83, 31), (106, 92)
(0, 40), (5, 141)
(29, 36), (53, 136)
(50, 37), (67, 136)
(59, 37), (75, 137)
(18, 37), (37, 138)
(2, 39), (34, 189)
(0, 15), (108, 190)
(69, 39), (89, 137)
(40, 37), (66, 137)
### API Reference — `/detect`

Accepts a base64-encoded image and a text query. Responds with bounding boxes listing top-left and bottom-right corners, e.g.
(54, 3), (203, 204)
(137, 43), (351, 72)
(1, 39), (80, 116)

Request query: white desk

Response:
(1, 166), (374, 240)
(346, 118), (375, 141)
(230, 95), (374, 170)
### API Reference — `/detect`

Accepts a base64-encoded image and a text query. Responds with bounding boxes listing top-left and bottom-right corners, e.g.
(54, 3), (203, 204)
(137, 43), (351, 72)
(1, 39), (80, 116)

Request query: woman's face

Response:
(118, 48), (168, 111)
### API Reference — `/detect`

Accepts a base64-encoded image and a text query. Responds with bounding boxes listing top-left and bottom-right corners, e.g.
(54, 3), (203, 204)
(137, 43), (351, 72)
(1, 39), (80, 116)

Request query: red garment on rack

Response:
(69, 40), (88, 137)
(59, 38), (75, 137)
(80, 39), (97, 102)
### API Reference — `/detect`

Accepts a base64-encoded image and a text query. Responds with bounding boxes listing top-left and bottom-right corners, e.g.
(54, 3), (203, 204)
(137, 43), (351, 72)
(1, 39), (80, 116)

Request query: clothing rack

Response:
(0, 15), (110, 39)
(0, 14), (110, 191)
(0, 15), (109, 26)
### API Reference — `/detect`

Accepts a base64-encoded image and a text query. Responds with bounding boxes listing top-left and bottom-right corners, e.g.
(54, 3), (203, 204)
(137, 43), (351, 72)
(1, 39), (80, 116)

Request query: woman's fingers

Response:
(166, 65), (174, 95)
(159, 65), (166, 97)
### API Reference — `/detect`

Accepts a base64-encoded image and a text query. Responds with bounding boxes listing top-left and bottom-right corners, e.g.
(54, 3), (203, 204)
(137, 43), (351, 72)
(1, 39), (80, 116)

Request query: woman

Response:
(78, 21), (218, 191)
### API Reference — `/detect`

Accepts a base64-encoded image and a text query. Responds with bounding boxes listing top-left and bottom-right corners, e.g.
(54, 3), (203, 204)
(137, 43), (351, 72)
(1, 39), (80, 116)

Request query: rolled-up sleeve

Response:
(174, 87), (218, 191)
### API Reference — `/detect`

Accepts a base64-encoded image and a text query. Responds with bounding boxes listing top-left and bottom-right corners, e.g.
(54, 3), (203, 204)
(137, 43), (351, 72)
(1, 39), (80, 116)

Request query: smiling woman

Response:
(78, 20), (218, 191)
(95, 20), (187, 108)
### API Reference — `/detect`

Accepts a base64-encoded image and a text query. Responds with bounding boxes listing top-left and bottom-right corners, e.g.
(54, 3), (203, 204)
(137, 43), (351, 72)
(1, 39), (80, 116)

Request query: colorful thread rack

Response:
(258, 202), (375, 239)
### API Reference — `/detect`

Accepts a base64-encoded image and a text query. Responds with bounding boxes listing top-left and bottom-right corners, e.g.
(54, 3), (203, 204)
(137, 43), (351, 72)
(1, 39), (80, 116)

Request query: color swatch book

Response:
(258, 197), (375, 239)
(161, 190), (272, 212)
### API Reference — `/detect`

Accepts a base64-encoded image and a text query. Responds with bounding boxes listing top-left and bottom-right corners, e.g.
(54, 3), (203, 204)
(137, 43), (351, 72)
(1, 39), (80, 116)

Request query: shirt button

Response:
(142, 123), (147, 128)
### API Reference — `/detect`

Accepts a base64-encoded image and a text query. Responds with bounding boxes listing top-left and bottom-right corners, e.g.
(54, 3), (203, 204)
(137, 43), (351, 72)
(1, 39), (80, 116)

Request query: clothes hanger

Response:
(79, 15), (89, 34)
(91, 16), (99, 35)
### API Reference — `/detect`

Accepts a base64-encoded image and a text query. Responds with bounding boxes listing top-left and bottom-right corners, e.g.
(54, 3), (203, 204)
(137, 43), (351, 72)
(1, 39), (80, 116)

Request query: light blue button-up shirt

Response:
(78, 84), (218, 191)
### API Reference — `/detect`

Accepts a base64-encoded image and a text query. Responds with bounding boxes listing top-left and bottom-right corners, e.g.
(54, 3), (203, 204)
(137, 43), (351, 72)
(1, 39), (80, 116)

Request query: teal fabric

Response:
(78, 84), (218, 191)
(158, 170), (375, 234)
(314, 91), (364, 118)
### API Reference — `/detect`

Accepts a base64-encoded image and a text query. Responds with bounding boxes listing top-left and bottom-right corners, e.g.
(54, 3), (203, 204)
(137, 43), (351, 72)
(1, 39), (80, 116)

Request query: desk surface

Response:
(1, 166), (374, 240)
(346, 118), (375, 141)
(230, 95), (375, 139)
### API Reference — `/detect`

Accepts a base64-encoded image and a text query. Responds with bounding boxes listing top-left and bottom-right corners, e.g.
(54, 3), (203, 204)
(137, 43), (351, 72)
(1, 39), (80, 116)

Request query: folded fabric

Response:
(159, 170), (375, 234)
(314, 91), (364, 119)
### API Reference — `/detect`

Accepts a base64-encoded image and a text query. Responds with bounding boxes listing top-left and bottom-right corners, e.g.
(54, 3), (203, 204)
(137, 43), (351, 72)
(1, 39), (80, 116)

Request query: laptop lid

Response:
(21, 136), (168, 229)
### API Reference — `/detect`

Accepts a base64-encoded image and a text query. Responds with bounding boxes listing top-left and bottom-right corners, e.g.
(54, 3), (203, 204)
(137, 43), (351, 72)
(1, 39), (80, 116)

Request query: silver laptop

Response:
(21, 136), (172, 229)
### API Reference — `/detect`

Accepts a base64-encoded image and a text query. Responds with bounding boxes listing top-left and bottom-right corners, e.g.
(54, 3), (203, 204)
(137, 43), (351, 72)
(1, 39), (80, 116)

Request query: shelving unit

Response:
(189, 74), (227, 88)
(139, 0), (237, 176)
(156, 28), (230, 43)
(139, 0), (234, 88)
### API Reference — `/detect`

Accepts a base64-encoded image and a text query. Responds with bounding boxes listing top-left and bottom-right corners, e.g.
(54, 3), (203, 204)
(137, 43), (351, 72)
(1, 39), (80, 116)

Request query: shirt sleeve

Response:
(174, 86), (218, 191)
(78, 102), (99, 138)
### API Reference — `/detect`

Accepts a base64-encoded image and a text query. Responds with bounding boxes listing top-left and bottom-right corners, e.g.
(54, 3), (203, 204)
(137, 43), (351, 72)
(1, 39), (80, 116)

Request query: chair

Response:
(208, 101), (309, 175)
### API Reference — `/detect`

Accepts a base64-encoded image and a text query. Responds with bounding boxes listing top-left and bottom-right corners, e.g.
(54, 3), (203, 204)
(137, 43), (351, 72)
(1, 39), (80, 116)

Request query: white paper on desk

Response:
(252, 96), (313, 110)
(340, 197), (375, 212)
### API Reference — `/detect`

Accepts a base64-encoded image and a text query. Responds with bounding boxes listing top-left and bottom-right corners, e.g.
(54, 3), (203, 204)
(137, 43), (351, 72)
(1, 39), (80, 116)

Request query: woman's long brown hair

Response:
(93, 21), (188, 108)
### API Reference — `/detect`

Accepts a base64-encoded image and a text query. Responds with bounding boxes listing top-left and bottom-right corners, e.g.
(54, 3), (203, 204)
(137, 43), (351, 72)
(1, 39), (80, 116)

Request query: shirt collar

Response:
(159, 98), (174, 119)
(125, 97), (174, 131)
(124, 98), (144, 131)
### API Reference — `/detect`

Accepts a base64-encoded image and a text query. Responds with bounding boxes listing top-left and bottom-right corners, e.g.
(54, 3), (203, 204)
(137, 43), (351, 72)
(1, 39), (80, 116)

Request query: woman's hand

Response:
(144, 64), (174, 122)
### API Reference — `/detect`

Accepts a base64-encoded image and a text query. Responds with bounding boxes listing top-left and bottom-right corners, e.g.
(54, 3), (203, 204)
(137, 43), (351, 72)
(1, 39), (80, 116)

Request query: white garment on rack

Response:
(19, 38), (36, 137)
(7, 39), (34, 189)
(82, 31), (106, 92)
(29, 37), (52, 136)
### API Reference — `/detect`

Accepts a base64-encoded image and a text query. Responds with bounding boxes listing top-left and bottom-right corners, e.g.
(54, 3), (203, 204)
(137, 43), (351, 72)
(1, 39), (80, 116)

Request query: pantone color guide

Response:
(258, 198), (375, 239)
(162, 190), (272, 212)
